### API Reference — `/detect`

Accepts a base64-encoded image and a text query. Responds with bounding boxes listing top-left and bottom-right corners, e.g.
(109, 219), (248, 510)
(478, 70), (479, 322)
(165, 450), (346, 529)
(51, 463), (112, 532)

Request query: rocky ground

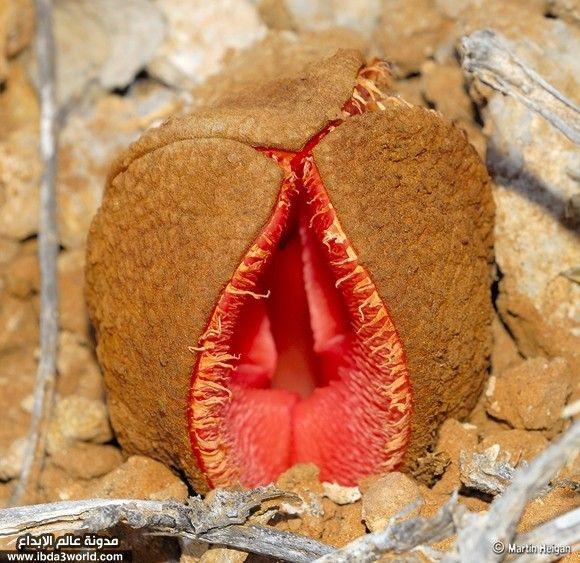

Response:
(0, 0), (578, 561)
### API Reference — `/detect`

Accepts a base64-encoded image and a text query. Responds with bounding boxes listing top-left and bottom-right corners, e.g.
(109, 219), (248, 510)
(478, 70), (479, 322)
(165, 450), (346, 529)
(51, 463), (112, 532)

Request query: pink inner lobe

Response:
(189, 136), (412, 488)
(189, 64), (412, 488)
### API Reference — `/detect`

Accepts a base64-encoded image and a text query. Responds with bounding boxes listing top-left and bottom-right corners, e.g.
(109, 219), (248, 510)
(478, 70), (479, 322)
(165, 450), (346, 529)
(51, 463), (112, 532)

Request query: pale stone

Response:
(0, 437), (25, 481)
(0, 0), (34, 82)
(57, 332), (104, 400)
(283, 0), (381, 35)
(322, 482), (361, 505)
(200, 548), (248, 563)
(51, 0), (165, 105)
(149, 0), (266, 88)
(0, 293), (38, 352)
(71, 456), (188, 500)
(54, 396), (112, 444)
(361, 472), (423, 532)
(0, 130), (40, 241)
(479, 429), (548, 464)
(488, 95), (580, 372)
(49, 443), (123, 480)
(485, 357), (572, 431)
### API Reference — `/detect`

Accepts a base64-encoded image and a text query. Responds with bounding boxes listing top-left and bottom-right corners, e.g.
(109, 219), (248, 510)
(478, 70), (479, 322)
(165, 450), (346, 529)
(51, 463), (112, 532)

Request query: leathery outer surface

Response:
(86, 50), (494, 492)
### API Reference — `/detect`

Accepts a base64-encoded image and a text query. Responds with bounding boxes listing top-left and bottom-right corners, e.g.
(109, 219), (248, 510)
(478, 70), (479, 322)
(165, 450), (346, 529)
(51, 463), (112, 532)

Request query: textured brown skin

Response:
(86, 50), (494, 491)
(313, 107), (494, 469)
(86, 141), (282, 492)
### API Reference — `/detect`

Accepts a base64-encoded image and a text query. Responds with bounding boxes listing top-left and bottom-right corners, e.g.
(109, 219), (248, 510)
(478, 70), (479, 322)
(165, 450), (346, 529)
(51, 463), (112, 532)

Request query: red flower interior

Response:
(188, 63), (413, 487)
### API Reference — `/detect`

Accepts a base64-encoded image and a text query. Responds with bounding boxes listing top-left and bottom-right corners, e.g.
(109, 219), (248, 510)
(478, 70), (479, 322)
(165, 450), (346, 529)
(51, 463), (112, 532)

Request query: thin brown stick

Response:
(10, 0), (59, 506)
(449, 421), (580, 562)
(512, 508), (580, 562)
(319, 422), (579, 563)
(0, 487), (333, 562)
(459, 29), (580, 144)
(314, 494), (463, 563)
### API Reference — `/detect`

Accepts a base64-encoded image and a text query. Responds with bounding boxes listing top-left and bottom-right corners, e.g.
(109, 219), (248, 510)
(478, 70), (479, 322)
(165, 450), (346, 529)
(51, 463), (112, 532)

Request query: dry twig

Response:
(318, 422), (579, 562)
(512, 508), (580, 562)
(460, 29), (580, 144)
(1, 424), (579, 563)
(0, 487), (333, 562)
(315, 494), (464, 563)
(11, 0), (60, 506)
(447, 421), (580, 562)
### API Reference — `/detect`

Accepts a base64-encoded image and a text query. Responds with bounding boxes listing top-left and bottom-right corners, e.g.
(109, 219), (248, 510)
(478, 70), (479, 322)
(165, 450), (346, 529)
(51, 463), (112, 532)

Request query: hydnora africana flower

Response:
(86, 50), (494, 492)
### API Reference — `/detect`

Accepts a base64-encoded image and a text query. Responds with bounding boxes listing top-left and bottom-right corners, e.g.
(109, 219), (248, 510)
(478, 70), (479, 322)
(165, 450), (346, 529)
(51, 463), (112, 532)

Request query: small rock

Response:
(485, 357), (572, 431)
(39, 464), (82, 502)
(49, 443), (123, 480)
(46, 419), (70, 456)
(58, 251), (90, 338)
(479, 429), (548, 464)
(360, 472), (423, 532)
(458, 495), (491, 513)
(0, 130), (41, 240)
(469, 393), (512, 436)
(148, 0), (266, 88)
(282, 0), (382, 35)
(275, 463), (324, 518)
(393, 75), (426, 107)
(421, 61), (473, 124)
(0, 60), (38, 138)
(57, 332), (104, 400)
(51, 0), (165, 106)
(0, 437), (25, 480)
(546, 0), (580, 24)
(0, 0), (35, 82)
(433, 419), (478, 494)
(374, 0), (454, 75)
(179, 539), (208, 562)
(276, 463), (323, 495)
(273, 464), (364, 547)
(54, 396), (112, 444)
(418, 485), (448, 518)
(459, 444), (518, 495)
(320, 499), (365, 547)
(0, 293), (39, 352)
(200, 547), (248, 563)
(0, 238), (19, 267)
(4, 250), (38, 299)
(257, 0), (297, 31)
(322, 482), (361, 505)
(71, 455), (188, 500)
(0, 481), (15, 508)
(0, 348), (35, 449)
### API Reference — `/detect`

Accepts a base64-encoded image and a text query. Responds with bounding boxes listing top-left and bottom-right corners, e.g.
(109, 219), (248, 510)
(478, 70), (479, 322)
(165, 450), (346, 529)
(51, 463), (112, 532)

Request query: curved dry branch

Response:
(460, 29), (580, 144)
(11, 0), (60, 506)
(315, 494), (463, 563)
(448, 421), (580, 562)
(513, 508), (580, 562)
(0, 487), (333, 562)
